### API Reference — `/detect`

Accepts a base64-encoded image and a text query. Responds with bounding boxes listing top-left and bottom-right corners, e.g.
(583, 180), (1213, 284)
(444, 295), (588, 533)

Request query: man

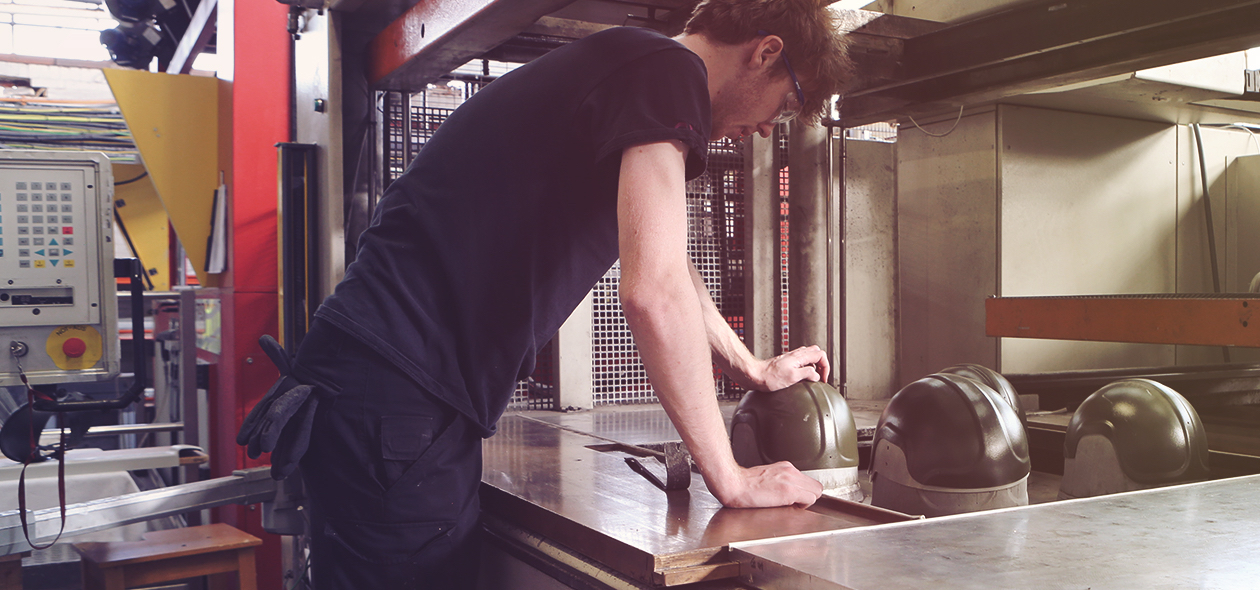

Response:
(248, 0), (853, 586)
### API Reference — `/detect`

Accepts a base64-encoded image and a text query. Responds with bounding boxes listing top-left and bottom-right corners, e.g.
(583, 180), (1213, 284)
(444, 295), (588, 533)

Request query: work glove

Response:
(236, 335), (334, 480)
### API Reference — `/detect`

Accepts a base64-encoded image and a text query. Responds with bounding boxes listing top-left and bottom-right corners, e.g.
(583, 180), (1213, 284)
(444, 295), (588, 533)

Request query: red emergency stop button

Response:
(62, 337), (87, 358)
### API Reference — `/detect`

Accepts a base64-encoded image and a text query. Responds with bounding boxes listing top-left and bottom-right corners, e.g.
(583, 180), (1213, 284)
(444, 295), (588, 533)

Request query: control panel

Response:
(0, 150), (118, 387)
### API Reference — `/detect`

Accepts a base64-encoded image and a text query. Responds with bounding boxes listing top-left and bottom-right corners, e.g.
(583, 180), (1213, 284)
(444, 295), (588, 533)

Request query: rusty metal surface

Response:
(987, 295), (1260, 348)
(482, 409), (910, 586)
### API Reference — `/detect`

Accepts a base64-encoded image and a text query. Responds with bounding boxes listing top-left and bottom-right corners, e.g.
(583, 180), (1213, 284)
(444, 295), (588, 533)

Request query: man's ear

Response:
(747, 34), (784, 72)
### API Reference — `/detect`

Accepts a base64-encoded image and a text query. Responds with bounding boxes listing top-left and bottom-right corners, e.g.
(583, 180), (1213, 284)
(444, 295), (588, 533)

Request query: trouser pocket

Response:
(313, 516), (476, 589)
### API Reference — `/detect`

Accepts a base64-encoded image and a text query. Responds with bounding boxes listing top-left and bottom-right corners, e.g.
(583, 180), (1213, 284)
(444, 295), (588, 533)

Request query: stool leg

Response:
(237, 548), (258, 590)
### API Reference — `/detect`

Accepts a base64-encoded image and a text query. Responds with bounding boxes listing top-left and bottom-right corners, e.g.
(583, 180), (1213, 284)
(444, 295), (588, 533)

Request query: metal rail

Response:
(0, 467), (277, 555)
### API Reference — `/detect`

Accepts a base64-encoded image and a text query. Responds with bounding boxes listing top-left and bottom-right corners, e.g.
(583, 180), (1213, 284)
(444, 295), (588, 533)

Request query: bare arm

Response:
(688, 263), (830, 391)
(617, 140), (821, 508)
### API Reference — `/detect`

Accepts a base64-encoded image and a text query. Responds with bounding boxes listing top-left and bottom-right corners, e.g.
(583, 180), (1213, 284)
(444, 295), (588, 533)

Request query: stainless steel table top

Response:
(483, 407), (908, 586)
(733, 475), (1260, 589)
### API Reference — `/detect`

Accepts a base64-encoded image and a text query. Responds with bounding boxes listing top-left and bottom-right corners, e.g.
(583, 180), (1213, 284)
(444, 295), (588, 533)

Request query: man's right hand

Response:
(704, 460), (823, 509)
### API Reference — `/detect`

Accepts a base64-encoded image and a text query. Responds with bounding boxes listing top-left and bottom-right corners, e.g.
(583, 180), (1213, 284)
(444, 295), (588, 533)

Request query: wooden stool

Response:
(74, 524), (261, 590)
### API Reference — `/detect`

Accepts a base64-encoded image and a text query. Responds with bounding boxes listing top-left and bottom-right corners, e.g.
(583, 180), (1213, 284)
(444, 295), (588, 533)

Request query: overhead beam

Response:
(368, 0), (577, 91)
(842, 0), (1260, 126)
(167, 0), (217, 74)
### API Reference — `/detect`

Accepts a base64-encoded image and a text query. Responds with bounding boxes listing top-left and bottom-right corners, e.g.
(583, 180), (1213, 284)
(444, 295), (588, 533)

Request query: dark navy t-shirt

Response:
(315, 27), (712, 436)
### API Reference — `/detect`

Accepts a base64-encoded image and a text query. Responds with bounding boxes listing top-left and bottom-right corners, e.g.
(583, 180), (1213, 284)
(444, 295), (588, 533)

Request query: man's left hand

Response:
(757, 345), (830, 391)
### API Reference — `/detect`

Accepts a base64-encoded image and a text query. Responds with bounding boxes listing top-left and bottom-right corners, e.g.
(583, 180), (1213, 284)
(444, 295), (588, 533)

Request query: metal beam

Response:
(166, 0), (218, 75)
(842, 0), (1260, 126)
(367, 0), (577, 91)
(0, 468), (277, 555)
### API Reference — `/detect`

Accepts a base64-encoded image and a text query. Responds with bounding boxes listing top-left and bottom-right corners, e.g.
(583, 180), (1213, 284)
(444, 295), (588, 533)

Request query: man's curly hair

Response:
(684, 0), (854, 124)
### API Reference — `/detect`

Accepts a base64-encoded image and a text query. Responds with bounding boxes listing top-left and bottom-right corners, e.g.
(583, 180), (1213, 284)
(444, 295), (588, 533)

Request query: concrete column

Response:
(788, 121), (832, 358)
(743, 131), (782, 360)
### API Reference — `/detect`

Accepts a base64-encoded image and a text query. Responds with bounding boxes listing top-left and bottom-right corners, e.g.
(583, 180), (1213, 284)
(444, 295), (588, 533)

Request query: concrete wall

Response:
(894, 104), (1260, 385)
(842, 138), (899, 399)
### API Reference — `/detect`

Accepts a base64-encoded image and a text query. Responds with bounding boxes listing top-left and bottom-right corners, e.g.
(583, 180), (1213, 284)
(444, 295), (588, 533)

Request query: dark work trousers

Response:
(295, 319), (483, 589)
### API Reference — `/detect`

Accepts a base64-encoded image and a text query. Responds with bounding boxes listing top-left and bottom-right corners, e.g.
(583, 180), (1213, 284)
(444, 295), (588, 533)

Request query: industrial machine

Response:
(0, 151), (119, 390)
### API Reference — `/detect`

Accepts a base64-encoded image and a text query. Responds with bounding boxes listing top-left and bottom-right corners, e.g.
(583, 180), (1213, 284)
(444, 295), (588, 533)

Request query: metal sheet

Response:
(483, 411), (909, 586)
(734, 475), (1260, 589)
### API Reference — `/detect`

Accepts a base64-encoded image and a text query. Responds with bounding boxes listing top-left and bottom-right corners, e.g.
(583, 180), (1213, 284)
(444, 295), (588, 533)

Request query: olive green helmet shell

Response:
(730, 381), (859, 471)
(873, 373), (1030, 489)
(939, 364), (1026, 429)
(1064, 378), (1209, 485)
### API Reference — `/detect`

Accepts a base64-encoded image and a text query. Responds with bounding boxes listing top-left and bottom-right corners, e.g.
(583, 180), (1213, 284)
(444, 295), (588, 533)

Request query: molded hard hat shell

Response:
(873, 373), (1030, 489)
(939, 364), (1026, 428)
(1064, 378), (1209, 484)
(730, 381), (859, 471)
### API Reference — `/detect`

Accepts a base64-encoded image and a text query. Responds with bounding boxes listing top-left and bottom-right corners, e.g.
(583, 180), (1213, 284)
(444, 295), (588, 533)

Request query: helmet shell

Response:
(1064, 378), (1209, 484)
(939, 364), (1026, 428)
(730, 381), (859, 471)
(873, 373), (1030, 489)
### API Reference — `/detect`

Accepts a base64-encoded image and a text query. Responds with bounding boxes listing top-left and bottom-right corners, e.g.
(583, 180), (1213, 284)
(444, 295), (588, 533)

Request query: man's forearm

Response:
(689, 262), (765, 390)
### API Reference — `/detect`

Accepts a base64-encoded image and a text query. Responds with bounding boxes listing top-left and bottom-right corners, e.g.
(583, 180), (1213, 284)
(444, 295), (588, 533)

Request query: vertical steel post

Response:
(787, 122), (832, 359)
(743, 131), (781, 361)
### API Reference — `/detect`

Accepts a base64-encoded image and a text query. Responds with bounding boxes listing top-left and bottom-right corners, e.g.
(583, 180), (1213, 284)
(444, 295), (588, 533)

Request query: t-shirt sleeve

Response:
(578, 47), (712, 180)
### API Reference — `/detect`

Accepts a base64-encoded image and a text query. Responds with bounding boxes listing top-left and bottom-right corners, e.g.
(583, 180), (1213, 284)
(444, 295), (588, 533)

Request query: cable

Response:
(907, 105), (965, 138)
(116, 171), (149, 186)
(1190, 123), (1230, 363)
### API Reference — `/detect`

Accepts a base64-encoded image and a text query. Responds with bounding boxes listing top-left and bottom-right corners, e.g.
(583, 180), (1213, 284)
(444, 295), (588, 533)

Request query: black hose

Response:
(1191, 123), (1231, 363)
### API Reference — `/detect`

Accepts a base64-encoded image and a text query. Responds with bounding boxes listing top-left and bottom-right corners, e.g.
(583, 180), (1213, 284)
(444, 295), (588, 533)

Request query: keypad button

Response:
(31, 204), (41, 213)
(63, 237), (73, 245)
(29, 183), (40, 190)
(18, 238), (27, 246)
(61, 205), (71, 212)
(15, 182), (26, 190)
(33, 238), (43, 246)
(31, 193), (41, 202)
(18, 260), (28, 268)
(16, 205), (26, 213)
(61, 194), (71, 202)
(17, 227), (27, 235)
(32, 227), (42, 235)
(15, 193), (26, 201)
(31, 215), (42, 224)
(33, 259), (44, 268)
(60, 183), (71, 191)
(49, 248), (59, 256)
(64, 259), (74, 268)
(61, 216), (72, 223)
(61, 227), (72, 235)
(18, 249), (28, 257)
(16, 215), (26, 223)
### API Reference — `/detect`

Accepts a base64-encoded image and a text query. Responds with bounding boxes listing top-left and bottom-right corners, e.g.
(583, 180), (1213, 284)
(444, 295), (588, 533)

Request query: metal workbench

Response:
(733, 475), (1260, 589)
(484, 403), (1260, 589)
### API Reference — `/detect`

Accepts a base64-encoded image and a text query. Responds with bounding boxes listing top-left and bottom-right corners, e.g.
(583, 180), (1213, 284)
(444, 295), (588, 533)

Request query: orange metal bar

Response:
(986, 295), (1260, 348)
